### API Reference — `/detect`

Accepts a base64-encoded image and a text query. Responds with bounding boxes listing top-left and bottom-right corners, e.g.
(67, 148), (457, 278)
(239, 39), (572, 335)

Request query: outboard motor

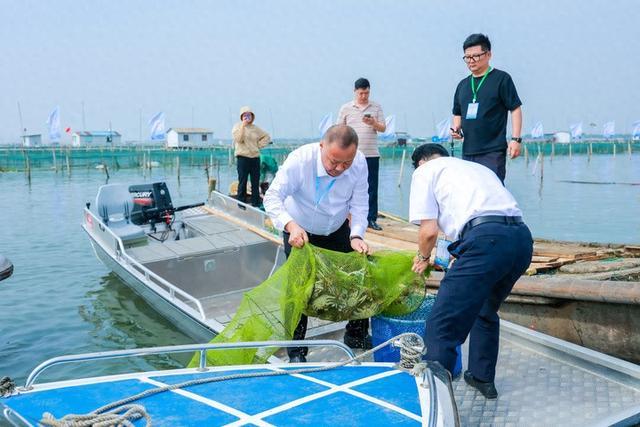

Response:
(129, 182), (174, 226)
(0, 255), (13, 282)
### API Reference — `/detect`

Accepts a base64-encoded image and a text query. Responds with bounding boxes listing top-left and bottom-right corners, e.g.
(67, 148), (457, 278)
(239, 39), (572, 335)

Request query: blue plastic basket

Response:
(371, 295), (462, 376)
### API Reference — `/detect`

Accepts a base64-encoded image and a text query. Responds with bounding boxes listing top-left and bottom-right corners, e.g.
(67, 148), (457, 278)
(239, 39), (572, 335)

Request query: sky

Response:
(1, 0), (638, 143)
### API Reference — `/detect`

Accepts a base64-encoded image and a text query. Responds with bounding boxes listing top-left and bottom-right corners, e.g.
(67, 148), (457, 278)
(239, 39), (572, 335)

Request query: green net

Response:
(189, 243), (429, 367)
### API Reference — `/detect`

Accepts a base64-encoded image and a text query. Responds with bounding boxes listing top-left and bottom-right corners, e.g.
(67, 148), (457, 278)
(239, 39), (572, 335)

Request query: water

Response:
(0, 152), (639, 386)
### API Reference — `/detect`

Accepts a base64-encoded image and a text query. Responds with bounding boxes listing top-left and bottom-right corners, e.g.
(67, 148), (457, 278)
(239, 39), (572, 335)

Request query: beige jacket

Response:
(232, 106), (271, 158)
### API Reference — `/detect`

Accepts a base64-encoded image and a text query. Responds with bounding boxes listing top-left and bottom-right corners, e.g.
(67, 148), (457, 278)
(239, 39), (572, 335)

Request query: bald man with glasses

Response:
(450, 33), (523, 183)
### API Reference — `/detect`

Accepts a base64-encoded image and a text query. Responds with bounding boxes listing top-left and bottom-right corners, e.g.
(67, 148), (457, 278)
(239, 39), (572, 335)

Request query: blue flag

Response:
(46, 106), (61, 143)
(149, 112), (166, 141)
(436, 118), (451, 142)
(603, 121), (615, 139)
(379, 115), (396, 141)
(531, 122), (544, 139)
(318, 113), (333, 138)
(569, 122), (583, 139)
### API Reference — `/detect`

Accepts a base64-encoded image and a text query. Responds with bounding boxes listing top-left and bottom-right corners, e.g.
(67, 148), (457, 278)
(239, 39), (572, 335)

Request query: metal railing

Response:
(83, 208), (207, 320)
(208, 191), (281, 238)
(23, 340), (357, 389)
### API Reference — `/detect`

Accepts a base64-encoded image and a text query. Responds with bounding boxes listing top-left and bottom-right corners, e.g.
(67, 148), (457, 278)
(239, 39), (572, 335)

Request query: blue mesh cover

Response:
(372, 295), (462, 376)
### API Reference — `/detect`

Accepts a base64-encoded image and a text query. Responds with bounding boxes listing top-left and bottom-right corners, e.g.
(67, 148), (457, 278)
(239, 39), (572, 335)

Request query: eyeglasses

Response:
(462, 52), (488, 63)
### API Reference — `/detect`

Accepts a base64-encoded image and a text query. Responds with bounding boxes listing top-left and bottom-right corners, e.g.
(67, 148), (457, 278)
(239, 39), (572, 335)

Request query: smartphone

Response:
(450, 127), (463, 137)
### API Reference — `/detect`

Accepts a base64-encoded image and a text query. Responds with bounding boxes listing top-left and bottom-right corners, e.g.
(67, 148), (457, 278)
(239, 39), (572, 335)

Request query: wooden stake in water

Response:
(26, 154), (31, 184)
(538, 150), (545, 197)
(52, 148), (58, 172)
(569, 142), (572, 159)
(613, 142), (617, 157)
(66, 153), (71, 176)
(524, 143), (529, 168)
(551, 142), (555, 162)
(397, 149), (406, 187)
(588, 142), (593, 163)
(208, 178), (217, 201)
(176, 156), (181, 185)
(629, 141), (632, 157)
(102, 162), (110, 181)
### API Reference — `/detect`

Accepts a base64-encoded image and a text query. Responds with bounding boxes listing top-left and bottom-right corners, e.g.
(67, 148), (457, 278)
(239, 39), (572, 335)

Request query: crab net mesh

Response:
(189, 243), (429, 367)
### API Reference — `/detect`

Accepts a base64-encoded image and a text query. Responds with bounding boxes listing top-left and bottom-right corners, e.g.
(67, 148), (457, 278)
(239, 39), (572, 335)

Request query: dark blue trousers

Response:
(463, 150), (507, 183)
(366, 156), (379, 222)
(424, 222), (533, 382)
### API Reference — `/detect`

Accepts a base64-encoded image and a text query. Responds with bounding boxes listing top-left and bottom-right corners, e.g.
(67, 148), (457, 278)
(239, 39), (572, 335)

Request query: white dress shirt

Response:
(409, 157), (523, 240)
(264, 143), (369, 238)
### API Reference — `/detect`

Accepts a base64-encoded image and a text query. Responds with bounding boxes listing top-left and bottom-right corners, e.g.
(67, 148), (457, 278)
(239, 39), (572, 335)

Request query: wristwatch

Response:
(350, 236), (363, 241)
(511, 137), (523, 143)
(416, 251), (429, 262)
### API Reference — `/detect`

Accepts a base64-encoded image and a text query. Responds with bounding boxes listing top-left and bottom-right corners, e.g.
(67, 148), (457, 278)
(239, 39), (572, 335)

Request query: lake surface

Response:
(0, 152), (639, 385)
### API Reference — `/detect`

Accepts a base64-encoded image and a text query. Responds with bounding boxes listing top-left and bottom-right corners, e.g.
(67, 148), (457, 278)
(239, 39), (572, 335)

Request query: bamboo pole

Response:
(176, 156), (181, 185)
(52, 148), (57, 172)
(397, 149), (406, 187)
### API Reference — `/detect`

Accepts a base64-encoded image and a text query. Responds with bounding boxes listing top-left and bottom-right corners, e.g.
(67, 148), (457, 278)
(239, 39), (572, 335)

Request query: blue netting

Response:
(371, 294), (462, 376)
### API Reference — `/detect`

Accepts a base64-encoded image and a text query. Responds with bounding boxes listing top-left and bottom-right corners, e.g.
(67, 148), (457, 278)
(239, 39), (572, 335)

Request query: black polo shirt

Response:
(452, 68), (522, 156)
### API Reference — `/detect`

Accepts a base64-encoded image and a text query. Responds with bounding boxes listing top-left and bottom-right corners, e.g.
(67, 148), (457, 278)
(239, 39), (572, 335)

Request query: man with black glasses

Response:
(450, 34), (523, 183)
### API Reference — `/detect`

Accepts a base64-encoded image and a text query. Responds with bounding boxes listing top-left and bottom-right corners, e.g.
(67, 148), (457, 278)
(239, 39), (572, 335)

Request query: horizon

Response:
(1, 0), (639, 143)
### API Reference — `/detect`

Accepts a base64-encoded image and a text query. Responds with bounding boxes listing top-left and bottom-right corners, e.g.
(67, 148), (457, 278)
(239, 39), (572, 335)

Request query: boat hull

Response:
(86, 230), (215, 343)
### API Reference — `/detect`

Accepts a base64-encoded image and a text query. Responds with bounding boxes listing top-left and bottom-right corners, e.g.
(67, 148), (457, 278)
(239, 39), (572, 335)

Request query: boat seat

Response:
(95, 184), (147, 244)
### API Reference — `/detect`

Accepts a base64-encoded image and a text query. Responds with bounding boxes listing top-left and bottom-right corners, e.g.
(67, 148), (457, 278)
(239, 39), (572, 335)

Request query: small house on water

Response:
(166, 128), (214, 148)
(22, 134), (42, 147)
(72, 131), (122, 147)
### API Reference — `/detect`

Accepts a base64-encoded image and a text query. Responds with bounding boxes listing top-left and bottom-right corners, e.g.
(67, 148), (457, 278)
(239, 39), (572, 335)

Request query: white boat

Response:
(4, 182), (637, 425)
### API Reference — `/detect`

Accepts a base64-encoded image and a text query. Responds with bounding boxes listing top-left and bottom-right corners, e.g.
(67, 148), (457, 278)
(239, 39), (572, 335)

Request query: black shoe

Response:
(344, 334), (373, 350)
(368, 221), (383, 231)
(463, 371), (498, 399)
(289, 354), (307, 363)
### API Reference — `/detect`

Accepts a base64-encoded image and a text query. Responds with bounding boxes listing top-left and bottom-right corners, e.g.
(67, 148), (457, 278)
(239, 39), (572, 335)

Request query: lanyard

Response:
(470, 66), (492, 103)
(314, 176), (336, 207)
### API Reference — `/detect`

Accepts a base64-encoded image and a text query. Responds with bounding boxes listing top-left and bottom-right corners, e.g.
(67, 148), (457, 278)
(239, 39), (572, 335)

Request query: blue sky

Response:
(1, 0), (638, 142)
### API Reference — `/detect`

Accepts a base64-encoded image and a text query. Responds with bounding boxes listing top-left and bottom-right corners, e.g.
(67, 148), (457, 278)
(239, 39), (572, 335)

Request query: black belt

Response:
(460, 215), (523, 239)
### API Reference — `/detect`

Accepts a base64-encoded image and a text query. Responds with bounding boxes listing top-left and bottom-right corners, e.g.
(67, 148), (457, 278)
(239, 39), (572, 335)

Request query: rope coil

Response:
(0, 376), (16, 397)
(37, 333), (425, 427)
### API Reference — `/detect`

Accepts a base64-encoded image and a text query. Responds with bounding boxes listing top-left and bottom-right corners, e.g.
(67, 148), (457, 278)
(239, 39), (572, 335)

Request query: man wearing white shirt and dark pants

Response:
(409, 143), (532, 399)
(264, 125), (371, 363)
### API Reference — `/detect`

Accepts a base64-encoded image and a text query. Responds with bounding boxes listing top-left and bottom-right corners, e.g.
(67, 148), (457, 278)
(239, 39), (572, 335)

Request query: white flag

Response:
(603, 121), (615, 138)
(149, 112), (166, 141)
(631, 121), (640, 138)
(380, 115), (396, 141)
(531, 121), (544, 139)
(435, 118), (451, 141)
(46, 106), (61, 143)
(569, 122), (583, 139)
(318, 113), (333, 138)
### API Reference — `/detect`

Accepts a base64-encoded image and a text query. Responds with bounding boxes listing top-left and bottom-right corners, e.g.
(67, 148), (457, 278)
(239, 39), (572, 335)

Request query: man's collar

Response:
(352, 100), (370, 110)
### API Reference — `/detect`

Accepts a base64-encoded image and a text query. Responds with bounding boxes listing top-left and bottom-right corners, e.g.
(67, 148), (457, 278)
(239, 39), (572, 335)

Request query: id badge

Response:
(466, 102), (479, 120)
(434, 238), (453, 271)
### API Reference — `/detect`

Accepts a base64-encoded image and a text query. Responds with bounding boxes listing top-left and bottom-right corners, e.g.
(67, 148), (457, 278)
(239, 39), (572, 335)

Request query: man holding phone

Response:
(450, 34), (523, 183)
(338, 78), (386, 230)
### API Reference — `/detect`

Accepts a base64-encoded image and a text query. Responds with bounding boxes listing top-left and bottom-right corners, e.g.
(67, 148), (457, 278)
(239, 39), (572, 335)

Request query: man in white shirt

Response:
(409, 143), (533, 399)
(264, 124), (371, 363)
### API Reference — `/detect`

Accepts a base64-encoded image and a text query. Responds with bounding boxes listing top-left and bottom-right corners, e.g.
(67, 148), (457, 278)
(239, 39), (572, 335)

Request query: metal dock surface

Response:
(310, 321), (640, 426)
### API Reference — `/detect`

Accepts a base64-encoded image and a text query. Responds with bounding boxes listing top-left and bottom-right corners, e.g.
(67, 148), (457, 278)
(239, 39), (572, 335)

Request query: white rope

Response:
(39, 333), (425, 426)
